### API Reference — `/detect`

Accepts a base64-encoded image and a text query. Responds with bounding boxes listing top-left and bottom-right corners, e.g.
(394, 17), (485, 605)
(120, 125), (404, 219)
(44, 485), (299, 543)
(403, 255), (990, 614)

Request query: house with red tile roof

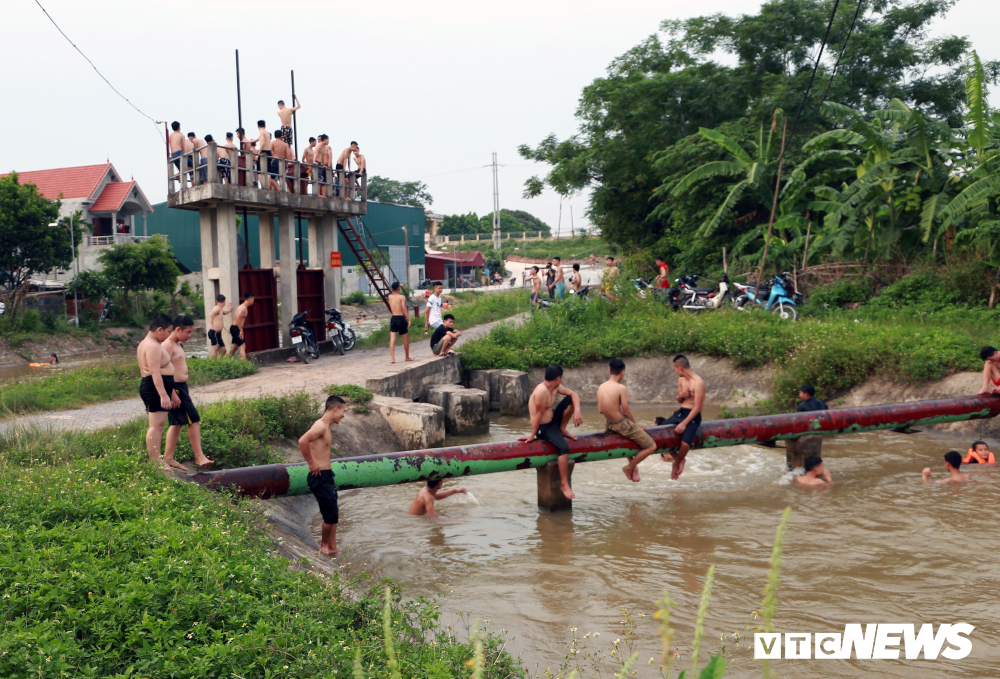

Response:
(1, 163), (154, 274)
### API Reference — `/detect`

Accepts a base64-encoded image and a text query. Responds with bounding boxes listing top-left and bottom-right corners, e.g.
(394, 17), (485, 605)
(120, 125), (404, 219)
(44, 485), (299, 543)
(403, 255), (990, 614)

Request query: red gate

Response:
(238, 268), (279, 352)
(296, 269), (326, 342)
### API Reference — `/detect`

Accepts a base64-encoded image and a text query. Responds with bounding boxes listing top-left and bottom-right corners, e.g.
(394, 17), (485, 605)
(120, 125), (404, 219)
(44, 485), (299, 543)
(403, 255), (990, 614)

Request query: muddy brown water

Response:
(0, 349), (131, 382)
(317, 405), (1000, 678)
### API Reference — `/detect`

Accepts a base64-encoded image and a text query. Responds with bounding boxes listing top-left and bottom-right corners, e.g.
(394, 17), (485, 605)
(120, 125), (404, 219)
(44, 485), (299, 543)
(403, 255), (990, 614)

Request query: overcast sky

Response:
(2, 0), (995, 233)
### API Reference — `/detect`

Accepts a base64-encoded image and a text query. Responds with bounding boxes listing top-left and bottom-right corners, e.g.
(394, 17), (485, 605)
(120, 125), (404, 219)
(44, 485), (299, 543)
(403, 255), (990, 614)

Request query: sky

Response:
(2, 0), (996, 234)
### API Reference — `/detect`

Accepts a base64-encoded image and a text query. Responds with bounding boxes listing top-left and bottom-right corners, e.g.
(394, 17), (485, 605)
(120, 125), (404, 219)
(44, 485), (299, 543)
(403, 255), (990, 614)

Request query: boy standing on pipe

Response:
(598, 359), (657, 482)
(517, 365), (583, 499)
(298, 395), (347, 555)
(658, 354), (705, 480)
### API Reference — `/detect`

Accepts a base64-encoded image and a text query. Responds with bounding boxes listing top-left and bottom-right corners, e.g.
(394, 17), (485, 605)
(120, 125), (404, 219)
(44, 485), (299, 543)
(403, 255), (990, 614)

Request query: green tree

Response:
(0, 173), (83, 321)
(366, 176), (433, 208)
(97, 234), (181, 315)
(67, 269), (112, 300)
(519, 0), (996, 258)
(439, 212), (485, 236)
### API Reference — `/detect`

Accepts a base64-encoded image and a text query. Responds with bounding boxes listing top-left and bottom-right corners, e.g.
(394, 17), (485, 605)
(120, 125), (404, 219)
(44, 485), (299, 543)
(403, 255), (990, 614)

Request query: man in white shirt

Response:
(424, 281), (444, 334)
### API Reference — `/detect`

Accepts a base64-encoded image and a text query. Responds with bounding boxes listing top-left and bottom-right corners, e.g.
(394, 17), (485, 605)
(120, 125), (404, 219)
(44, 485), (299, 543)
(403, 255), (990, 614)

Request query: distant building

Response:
(424, 209), (444, 238)
(2, 163), (154, 273)
(426, 251), (485, 286)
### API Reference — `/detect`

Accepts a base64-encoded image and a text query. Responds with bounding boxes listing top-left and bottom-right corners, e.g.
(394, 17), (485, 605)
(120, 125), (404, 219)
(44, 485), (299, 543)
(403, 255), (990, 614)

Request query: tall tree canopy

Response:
(365, 176), (433, 208)
(519, 0), (997, 265)
(437, 209), (552, 236)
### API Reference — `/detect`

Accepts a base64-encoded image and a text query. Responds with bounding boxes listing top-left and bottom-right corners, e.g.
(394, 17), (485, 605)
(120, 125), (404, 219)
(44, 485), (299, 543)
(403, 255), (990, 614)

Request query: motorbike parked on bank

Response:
(732, 271), (802, 320)
(669, 273), (733, 312)
(289, 309), (321, 363)
(325, 307), (355, 352)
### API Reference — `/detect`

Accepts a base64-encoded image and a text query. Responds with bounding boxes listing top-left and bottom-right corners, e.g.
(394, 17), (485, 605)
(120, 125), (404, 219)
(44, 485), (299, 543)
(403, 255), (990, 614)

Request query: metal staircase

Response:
(336, 216), (406, 310)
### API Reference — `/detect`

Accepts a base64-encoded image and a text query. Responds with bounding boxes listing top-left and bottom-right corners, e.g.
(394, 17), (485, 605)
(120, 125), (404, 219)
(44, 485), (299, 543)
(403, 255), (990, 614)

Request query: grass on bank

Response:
(459, 293), (991, 411)
(354, 290), (531, 351)
(0, 357), (257, 419)
(443, 235), (617, 262)
(324, 384), (374, 414)
(0, 417), (521, 679)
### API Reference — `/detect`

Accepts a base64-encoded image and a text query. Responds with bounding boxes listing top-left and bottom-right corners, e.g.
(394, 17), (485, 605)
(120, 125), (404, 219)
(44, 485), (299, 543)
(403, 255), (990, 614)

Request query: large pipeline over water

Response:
(188, 395), (1000, 498)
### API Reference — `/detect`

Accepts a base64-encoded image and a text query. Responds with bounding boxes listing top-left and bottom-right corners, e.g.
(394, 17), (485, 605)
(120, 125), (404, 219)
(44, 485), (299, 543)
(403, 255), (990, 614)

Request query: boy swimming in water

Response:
(408, 479), (469, 518)
(794, 455), (834, 488)
(962, 440), (996, 465)
(922, 451), (972, 484)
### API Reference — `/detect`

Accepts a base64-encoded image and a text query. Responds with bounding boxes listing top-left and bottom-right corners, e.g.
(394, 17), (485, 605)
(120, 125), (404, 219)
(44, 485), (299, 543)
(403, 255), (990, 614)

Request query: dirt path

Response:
(3, 314), (525, 435)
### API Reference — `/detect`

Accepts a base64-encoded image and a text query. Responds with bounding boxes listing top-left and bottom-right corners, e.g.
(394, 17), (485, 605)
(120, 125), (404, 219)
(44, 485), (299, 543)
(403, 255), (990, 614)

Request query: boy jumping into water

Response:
(298, 395), (347, 555)
(794, 455), (834, 488)
(408, 479), (469, 518)
(659, 355), (705, 480)
(597, 359), (657, 482)
(977, 346), (1000, 394)
(517, 365), (583, 499)
(922, 451), (972, 484)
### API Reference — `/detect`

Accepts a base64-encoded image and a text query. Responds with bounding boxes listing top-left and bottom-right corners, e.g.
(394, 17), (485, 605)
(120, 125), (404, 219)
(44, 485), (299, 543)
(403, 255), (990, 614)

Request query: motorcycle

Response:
(677, 273), (732, 312)
(289, 309), (321, 363)
(325, 307), (355, 354)
(98, 297), (113, 323)
(733, 272), (802, 320)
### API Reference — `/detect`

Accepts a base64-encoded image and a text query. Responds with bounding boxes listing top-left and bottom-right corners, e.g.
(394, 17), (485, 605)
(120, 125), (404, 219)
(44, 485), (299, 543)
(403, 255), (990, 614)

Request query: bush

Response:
(19, 309), (40, 332)
(324, 383), (373, 403)
(870, 260), (993, 311)
(341, 290), (367, 305)
(186, 357), (258, 384)
(806, 277), (873, 309)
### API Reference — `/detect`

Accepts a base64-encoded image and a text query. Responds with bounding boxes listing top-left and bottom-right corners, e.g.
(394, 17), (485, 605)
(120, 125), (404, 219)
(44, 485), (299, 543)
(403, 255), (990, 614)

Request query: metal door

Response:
(238, 268), (280, 352)
(388, 245), (406, 284)
(296, 269), (326, 342)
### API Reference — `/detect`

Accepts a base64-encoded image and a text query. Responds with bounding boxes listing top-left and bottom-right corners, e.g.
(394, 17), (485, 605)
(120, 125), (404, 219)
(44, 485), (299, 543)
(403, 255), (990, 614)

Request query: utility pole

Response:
(491, 152), (501, 251)
(557, 197), (562, 239)
(570, 205), (574, 238)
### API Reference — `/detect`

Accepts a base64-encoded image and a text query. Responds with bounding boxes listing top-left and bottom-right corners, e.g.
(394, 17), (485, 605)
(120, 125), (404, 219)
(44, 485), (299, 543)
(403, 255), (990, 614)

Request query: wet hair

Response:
(442, 313), (455, 322)
(804, 455), (823, 472)
(972, 440), (989, 451)
(149, 314), (173, 331)
(204, 134), (214, 143)
(173, 314), (194, 329)
(244, 291), (255, 300)
(673, 354), (690, 369)
(350, 141), (358, 146)
(609, 358), (625, 375)
(572, 263), (580, 271)
(433, 280), (443, 288)
(226, 132), (234, 139)
(187, 132), (195, 138)
(654, 417), (667, 425)
(320, 134), (328, 141)
(800, 384), (816, 397)
(980, 346), (998, 361)
(257, 120), (266, 128)
(236, 127), (245, 136)
(309, 137), (316, 142)
(944, 451), (962, 468)
(544, 364), (564, 381)
(274, 130), (283, 138)
(216, 294), (226, 303)
(427, 478), (442, 488)
(325, 394), (346, 410)
(391, 281), (401, 291)
(50, 353), (58, 363)
(277, 100), (285, 105)
(171, 121), (181, 131)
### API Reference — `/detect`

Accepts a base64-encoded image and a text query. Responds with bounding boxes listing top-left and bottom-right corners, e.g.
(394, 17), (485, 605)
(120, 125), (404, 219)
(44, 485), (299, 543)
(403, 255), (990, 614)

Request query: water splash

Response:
(464, 491), (480, 505)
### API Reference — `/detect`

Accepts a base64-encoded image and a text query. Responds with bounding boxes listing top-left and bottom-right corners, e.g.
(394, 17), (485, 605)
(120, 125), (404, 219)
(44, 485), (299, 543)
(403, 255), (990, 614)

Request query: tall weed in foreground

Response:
(760, 507), (791, 679)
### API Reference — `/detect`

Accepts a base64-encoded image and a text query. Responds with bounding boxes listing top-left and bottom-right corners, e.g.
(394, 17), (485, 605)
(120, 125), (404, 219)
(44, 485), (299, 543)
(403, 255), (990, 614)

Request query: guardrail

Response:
(167, 141), (367, 202)
(87, 235), (152, 246)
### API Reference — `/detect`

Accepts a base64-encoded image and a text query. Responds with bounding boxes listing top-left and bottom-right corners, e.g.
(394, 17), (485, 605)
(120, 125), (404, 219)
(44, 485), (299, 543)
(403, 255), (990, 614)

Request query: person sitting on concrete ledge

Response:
(408, 479), (468, 518)
(963, 440), (996, 465)
(796, 384), (828, 412)
(794, 455), (834, 488)
(922, 451), (972, 484)
(430, 313), (462, 357)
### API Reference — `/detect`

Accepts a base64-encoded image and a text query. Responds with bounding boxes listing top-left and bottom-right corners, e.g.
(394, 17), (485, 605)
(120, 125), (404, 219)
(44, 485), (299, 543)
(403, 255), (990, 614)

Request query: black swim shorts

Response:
(389, 315), (408, 335)
(335, 163), (344, 171)
(207, 328), (223, 347)
(139, 374), (175, 414)
(230, 324), (245, 347)
(307, 469), (339, 525)
(536, 395), (574, 456)
(660, 407), (702, 446)
(167, 381), (200, 427)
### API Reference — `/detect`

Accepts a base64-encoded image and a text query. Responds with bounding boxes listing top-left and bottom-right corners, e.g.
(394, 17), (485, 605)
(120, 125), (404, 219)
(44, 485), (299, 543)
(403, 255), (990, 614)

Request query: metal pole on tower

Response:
(492, 152), (501, 251)
(236, 50), (251, 269)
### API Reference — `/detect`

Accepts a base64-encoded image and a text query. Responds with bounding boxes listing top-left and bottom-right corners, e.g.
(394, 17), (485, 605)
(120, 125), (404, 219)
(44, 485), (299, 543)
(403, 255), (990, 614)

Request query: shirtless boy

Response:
(922, 451), (972, 484)
(216, 133), (235, 184)
(571, 263), (582, 292)
(236, 127), (257, 187)
(659, 354), (705, 480)
(297, 394), (346, 555)
(313, 135), (331, 197)
(353, 148), (366, 175)
(603, 256), (619, 297)
(794, 455), (834, 488)
(408, 479), (469, 518)
(137, 314), (176, 471)
(517, 365), (583, 499)
(269, 131), (295, 191)
(977, 346), (1000, 394)
(253, 120), (272, 185)
(335, 141), (359, 174)
(276, 96), (301, 145)
(229, 292), (254, 359)
(387, 282), (412, 363)
(599, 359), (657, 482)
(187, 132), (207, 183)
(168, 121), (185, 181)
(529, 266), (542, 311)
(162, 315), (215, 471)
(207, 294), (233, 358)
(552, 256), (566, 299)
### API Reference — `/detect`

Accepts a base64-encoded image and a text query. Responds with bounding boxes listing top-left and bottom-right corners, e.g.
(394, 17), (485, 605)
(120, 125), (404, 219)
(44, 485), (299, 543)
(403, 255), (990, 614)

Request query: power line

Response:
(788, 0), (842, 142)
(33, 0), (162, 136)
(817, 0), (865, 108)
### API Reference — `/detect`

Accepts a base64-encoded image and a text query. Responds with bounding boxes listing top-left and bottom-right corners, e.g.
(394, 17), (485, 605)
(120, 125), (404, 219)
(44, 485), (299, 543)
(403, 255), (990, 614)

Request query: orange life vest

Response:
(963, 448), (996, 464)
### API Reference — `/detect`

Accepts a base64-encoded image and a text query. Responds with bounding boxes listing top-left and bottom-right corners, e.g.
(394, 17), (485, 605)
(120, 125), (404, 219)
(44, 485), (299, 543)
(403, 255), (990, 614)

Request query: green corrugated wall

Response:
(145, 201), (424, 271)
